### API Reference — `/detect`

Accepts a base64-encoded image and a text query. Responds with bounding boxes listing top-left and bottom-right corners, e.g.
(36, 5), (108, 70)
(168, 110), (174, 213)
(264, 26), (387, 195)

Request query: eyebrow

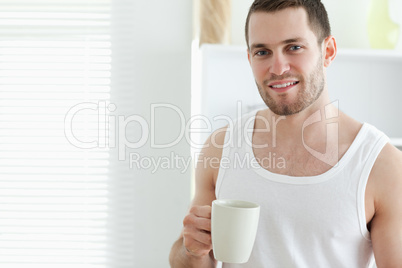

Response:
(250, 37), (307, 51)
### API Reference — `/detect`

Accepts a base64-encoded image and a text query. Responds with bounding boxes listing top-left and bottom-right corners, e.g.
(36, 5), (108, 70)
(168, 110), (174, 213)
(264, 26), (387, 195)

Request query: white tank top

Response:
(215, 111), (389, 268)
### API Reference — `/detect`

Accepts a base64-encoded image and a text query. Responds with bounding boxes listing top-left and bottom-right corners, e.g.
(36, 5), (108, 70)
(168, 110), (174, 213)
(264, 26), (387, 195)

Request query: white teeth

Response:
(271, 81), (297, 89)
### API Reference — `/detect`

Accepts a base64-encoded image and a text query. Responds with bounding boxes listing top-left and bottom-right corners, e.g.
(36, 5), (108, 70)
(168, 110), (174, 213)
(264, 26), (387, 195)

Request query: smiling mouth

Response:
(269, 81), (299, 89)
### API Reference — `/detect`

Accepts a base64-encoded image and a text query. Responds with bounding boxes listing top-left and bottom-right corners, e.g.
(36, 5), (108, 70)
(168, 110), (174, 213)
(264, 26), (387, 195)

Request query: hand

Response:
(182, 205), (213, 258)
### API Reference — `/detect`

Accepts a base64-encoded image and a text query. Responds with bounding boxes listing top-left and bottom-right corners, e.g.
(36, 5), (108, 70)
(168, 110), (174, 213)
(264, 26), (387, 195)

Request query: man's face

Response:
(247, 7), (326, 116)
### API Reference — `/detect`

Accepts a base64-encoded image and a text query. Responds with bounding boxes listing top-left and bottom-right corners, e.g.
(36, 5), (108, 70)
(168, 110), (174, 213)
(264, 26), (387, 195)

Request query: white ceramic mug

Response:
(211, 199), (260, 263)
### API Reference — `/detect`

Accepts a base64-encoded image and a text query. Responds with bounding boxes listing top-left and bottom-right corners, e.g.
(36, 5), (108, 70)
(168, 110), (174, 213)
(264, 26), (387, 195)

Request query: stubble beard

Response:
(257, 56), (325, 116)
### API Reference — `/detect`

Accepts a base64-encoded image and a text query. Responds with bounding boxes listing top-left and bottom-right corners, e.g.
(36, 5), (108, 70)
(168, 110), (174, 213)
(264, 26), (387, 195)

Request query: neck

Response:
(262, 89), (338, 147)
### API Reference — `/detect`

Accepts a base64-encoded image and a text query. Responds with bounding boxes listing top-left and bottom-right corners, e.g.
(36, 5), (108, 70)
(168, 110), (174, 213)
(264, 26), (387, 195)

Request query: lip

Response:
(268, 80), (299, 93)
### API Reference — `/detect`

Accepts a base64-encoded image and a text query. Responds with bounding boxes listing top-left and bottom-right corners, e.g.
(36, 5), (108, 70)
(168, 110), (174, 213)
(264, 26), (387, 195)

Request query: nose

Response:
(269, 54), (290, 76)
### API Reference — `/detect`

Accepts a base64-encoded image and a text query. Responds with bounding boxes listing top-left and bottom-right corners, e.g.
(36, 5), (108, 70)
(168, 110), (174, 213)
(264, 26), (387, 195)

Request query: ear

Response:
(323, 35), (337, 68)
(247, 48), (251, 65)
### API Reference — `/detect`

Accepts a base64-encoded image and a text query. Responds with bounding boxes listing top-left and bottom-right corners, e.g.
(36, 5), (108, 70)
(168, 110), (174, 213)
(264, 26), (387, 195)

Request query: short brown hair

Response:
(245, 0), (331, 47)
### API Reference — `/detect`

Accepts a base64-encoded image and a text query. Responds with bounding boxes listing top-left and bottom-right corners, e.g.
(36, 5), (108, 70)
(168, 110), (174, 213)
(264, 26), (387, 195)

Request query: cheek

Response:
(292, 56), (310, 72)
(294, 54), (321, 74)
(251, 61), (269, 80)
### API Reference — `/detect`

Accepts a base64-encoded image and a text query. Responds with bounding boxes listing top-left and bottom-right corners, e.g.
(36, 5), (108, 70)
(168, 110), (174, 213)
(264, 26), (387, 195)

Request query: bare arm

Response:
(368, 143), (402, 267)
(169, 128), (227, 268)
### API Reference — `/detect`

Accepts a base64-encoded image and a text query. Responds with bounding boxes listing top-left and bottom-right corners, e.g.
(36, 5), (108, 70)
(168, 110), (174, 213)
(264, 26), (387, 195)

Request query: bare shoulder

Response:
(338, 112), (363, 141)
(191, 126), (228, 206)
(370, 143), (402, 200)
(368, 143), (402, 266)
(368, 143), (402, 215)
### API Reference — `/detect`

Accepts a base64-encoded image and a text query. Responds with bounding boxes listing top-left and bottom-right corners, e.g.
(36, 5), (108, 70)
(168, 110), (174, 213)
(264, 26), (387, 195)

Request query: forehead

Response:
(248, 7), (317, 46)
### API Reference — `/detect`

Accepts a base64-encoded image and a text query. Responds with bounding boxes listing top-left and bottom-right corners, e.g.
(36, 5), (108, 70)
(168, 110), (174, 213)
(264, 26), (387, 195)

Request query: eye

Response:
(289, 45), (302, 51)
(255, 50), (269, 56)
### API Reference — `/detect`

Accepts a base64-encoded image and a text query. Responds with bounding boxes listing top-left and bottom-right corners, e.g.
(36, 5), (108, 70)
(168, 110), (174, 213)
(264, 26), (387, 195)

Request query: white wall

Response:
(321, 0), (371, 49)
(230, 0), (254, 45)
(133, 1), (192, 266)
(111, 1), (193, 267)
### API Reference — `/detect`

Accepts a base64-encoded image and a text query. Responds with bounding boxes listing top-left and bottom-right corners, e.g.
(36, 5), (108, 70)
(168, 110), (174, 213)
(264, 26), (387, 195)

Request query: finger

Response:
(183, 235), (212, 257)
(184, 225), (212, 245)
(196, 217), (211, 232)
(189, 205), (211, 219)
(183, 213), (211, 232)
(194, 229), (212, 245)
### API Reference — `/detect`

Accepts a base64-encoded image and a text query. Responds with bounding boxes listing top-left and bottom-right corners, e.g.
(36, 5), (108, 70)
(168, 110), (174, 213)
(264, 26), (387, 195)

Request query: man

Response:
(169, 0), (402, 267)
